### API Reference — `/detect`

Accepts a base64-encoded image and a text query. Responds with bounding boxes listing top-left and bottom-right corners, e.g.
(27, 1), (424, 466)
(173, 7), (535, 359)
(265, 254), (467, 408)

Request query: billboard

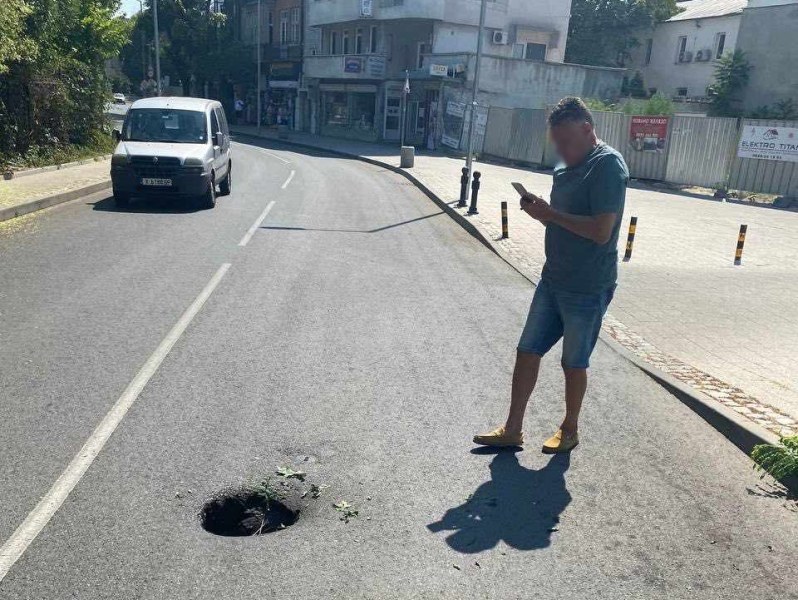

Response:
(738, 125), (798, 162)
(629, 116), (669, 152)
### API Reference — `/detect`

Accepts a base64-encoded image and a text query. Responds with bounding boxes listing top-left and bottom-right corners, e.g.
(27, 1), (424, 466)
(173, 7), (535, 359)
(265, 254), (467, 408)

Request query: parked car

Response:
(110, 97), (232, 209)
(113, 93), (126, 105)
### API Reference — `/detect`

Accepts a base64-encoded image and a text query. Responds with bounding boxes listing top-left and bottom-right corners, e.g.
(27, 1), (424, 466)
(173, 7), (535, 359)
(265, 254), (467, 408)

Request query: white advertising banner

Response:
(360, 0), (373, 17)
(738, 125), (798, 162)
(446, 101), (466, 118)
(429, 64), (448, 77)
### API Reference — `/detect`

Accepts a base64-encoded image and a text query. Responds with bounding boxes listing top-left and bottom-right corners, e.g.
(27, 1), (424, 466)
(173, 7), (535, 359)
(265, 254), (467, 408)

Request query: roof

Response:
(667, 0), (747, 21)
(130, 97), (219, 111)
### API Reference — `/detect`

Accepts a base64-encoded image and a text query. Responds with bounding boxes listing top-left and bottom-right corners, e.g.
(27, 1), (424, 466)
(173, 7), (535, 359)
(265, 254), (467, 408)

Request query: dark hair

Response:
(548, 97), (594, 128)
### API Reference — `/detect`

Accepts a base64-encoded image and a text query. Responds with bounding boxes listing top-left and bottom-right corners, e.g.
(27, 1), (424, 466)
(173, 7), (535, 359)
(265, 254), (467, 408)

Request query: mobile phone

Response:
(512, 182), (529, 198)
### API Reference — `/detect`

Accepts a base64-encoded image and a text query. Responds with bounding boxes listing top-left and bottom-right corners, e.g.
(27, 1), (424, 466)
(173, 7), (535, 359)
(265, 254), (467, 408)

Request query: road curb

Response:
(0, 180), (111, 223)
(2, 155), (111, 180)
(233, 130), (794, 486)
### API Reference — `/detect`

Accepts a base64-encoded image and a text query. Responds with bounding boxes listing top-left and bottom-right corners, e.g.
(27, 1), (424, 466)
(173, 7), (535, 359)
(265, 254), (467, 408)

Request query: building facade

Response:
(735, 0), (798, 111)
(626, 0), (747, 109)
(301, 0), (607, 146)
(233, 0), (304, 127)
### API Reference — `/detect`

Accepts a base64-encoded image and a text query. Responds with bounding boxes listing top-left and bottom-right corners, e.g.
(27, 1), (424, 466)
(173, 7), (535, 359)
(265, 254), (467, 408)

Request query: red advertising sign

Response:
(629, 116), (669, 152)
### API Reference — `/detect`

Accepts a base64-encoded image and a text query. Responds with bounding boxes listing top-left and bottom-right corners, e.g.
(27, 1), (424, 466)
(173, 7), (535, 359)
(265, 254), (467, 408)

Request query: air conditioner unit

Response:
(492, 30), (508, 45)
(700, 49), (713, 61)
(695, 50), (704, 61)
(679, 51), (693, 63)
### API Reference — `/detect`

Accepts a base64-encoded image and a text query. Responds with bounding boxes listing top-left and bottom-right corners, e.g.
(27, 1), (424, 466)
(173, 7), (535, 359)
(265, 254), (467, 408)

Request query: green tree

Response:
(0, 0), (37, 73)
(566, 0), (681, 67)
(707, 50), (751, 117)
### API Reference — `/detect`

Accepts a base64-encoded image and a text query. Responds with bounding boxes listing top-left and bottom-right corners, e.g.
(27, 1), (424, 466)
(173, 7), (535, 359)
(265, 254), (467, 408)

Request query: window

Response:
(280, 10), (289, 44)
(330, 30), (338, 54)
(676, 87), (688, 97)
(291, 7), (301, 44)
(268, 10), (273, 44)
(355, 28), (364, 54)
(644, 38), (653, 65)
(676, 36), (687, 61)
(417, 42), (430, 69)
(524, 43), (546, 61)
(210, 110), (219, 137)
(715, 32), (726, 58)
(343, 30), (350, 54)
(369, 25), (378, 53)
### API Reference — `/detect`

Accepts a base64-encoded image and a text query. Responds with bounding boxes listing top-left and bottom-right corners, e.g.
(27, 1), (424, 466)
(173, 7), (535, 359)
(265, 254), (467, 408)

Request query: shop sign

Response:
(629, 116), (669, 152)
(446, 101), (466, 118)
(429, 64), (448, 77)
(367, 55), (386, 78)
(344, 57), (364, 74)
(360, 0), (373, 17)
(738, 125), (798, 162)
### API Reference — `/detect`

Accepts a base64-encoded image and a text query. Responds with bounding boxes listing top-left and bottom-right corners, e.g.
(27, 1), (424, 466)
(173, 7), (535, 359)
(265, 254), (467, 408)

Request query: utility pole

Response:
(257, 0), (262, 133)
(138, 0), (146, 85)
(400, 70), (410, 147)
(153, 0), (162, 95)
(464, 0), (487, 182)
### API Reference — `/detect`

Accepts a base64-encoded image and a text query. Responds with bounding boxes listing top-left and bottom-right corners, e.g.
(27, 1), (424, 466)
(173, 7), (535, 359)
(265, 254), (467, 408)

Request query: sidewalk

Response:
(233, 125), (798, 439)
(0, 158), (111, 219)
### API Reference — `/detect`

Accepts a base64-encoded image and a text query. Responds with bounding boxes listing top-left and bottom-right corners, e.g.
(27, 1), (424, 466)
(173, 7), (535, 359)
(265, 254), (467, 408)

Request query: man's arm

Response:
(521, 197), (616, 244)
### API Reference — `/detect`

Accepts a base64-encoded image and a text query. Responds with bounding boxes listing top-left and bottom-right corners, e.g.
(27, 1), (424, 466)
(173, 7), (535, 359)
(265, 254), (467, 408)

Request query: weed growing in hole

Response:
(334, 500), (359, 523)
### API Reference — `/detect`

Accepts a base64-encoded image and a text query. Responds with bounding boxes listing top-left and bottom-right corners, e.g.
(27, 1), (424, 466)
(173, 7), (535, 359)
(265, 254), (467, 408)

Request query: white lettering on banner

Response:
(738, 126), (798, 162)
(441, 134), (460, 149)
(446, 101), (466, 118)
(429, 64), (448, 77)
(360, 0), (373, 17)
(367, 56), (386, 78)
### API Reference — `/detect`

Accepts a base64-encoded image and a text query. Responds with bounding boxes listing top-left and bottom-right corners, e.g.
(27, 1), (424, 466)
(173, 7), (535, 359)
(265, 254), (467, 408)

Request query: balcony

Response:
(304, 54), (389, 80)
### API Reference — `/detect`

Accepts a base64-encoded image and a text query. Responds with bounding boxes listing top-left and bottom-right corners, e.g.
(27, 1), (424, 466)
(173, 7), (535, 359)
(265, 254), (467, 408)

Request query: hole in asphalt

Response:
(200, 490), (299, 536)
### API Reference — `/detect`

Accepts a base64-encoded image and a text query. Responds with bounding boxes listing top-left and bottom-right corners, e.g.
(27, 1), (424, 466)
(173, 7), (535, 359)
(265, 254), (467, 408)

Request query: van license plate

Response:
(141, 178), (172, 187)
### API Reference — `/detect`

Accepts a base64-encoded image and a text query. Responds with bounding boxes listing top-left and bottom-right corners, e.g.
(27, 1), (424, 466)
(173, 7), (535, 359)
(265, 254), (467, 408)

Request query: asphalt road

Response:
(0, 139), (795, 599)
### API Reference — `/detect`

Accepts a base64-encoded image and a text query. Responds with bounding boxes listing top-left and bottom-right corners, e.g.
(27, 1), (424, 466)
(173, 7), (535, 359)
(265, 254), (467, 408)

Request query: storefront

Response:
(319, 83), (379, 142)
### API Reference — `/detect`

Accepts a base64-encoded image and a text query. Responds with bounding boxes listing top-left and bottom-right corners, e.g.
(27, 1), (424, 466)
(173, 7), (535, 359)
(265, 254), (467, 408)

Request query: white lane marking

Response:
(259, 149), (291, 165)
(281, 170), (295, 190)
(0, 263), (232, 583)
(238, 201), (276, 247)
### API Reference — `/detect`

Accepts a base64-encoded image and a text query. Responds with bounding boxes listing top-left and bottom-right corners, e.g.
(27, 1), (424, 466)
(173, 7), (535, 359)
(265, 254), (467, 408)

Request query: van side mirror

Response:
(212, 131), (222, 146)
(113, 129), (121, 142)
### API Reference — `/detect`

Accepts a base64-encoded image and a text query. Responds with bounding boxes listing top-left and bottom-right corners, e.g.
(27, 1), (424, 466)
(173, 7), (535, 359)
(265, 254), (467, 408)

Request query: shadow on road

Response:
(261, 211), (444, 234)
(89, 196), (205, 214)
(427, 450), (571, 553)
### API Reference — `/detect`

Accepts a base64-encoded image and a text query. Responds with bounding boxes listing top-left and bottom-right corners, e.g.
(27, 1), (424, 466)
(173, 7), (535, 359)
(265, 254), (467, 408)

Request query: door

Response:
(384, 90), (401, 141)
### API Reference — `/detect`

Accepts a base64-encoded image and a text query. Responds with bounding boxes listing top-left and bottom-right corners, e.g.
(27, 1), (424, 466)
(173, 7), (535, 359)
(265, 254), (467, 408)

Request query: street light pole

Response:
(138, 0), (146, 84)
(153, 0), (162, 95)
(464, 0), (487, 181)
(257, 0), (262, 133)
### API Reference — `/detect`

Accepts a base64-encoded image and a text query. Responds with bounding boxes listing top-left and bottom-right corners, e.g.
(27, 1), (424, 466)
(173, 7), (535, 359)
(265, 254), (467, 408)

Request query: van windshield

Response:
(123, 108), (207, 144)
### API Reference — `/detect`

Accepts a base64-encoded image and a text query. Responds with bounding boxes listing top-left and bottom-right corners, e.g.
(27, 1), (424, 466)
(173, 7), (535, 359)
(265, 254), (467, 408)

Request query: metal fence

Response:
(480, 108), (798, 197)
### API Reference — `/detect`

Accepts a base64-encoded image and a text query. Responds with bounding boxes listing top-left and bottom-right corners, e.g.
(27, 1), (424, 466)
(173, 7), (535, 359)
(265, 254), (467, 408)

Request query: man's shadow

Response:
(427, 450), (571, 553)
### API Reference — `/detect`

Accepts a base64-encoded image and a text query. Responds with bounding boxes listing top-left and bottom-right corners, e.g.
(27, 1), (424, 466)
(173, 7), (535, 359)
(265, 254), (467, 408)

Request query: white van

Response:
(111, 97), (232, 209)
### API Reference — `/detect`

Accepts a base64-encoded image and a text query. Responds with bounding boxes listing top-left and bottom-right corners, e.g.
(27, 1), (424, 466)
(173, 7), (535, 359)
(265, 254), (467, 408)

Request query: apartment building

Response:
(302, 0), (613, 145)
(233, 0), (304, 126)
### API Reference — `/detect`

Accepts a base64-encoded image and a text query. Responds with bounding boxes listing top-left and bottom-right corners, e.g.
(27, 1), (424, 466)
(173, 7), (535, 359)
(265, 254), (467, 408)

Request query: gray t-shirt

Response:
(541, 143), (629, 294)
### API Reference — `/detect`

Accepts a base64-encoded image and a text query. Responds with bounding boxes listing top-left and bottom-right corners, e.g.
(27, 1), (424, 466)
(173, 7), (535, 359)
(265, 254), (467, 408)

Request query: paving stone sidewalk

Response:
(0, 158), (111, 213)
(234, 126), (798, 439)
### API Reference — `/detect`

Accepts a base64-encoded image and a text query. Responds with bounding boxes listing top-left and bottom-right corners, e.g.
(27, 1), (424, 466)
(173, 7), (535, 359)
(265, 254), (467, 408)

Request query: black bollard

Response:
(458, 167), (469, 207)
(501, 201), (509, 238)
(468, 171), (481, 215)
(734, 224), (747, 266)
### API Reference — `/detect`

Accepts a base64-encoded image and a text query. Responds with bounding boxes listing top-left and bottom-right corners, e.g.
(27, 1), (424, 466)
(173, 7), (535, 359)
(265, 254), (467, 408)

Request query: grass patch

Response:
(752, 435), (798, 481)
(1, 135), (115, 173)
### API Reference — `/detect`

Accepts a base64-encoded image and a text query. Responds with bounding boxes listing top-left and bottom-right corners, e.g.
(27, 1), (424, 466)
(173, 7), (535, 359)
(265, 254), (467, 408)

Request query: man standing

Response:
(474, 97), (629, 453)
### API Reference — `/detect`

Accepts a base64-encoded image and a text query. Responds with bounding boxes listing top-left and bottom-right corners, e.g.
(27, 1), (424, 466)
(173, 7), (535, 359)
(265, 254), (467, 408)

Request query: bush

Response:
(622, 93), (675, 116)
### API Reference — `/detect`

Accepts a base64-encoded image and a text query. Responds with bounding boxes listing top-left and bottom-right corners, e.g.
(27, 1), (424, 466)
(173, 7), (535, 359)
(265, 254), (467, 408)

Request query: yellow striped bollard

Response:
(622, 216), (637, 262)
(734, 224), (747, 266)
(501, 201), (509, 239)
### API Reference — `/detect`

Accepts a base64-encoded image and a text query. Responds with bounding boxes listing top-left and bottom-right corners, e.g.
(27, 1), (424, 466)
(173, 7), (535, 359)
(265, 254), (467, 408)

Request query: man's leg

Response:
(504, 351), (542, 436)
(561, 366), (587, 436)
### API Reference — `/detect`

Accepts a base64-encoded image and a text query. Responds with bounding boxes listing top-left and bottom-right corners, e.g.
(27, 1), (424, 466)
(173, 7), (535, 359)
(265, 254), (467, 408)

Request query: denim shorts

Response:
(517, 279), (616, 369)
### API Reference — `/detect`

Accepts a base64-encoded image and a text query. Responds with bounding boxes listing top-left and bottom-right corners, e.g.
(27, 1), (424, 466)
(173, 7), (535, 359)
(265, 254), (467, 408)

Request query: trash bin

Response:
(400, 146), (415, 168)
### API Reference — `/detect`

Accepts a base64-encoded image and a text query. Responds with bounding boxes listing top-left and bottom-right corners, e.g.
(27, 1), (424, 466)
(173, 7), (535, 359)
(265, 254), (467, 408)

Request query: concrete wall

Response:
(627, 15), (741, 98)
(736, 1), (798, 110)
(471, 55), (624, 108)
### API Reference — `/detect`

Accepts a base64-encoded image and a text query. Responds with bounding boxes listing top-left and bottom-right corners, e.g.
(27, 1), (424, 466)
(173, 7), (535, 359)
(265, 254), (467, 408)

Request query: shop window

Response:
(324, 92), (348, 126)
(351, 93), (375, 130)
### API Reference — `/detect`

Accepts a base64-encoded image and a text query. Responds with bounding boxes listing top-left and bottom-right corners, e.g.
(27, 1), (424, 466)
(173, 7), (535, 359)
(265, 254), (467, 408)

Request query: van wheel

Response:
(114, 191), (130, 208)
(219, 164), (232, 196)
(199, 176), (216, 209)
